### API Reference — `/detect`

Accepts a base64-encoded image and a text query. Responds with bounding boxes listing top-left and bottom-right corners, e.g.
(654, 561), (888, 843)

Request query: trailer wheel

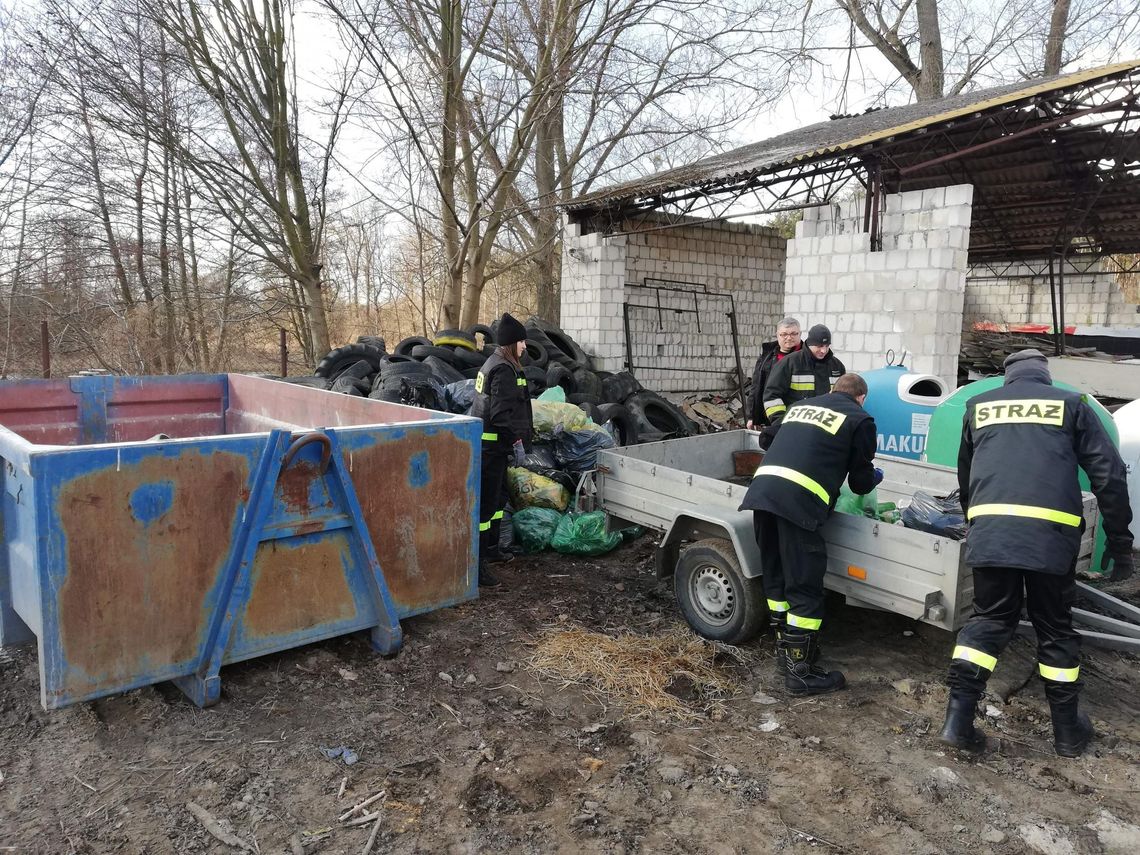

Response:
(674, 538), (764, 644)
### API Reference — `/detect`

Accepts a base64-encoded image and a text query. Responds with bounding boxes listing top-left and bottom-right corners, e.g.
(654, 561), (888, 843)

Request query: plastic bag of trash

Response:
(444, 379), (477, 413)
(532, 400), (591, 434)
(512, 507), (564, 553)
(507, 466), (570, 511)
(835, 483), (879, 518)
(521, 444), (559, 471)
(550, 511), (623, 556)
(399, 377), (445, 411)
(552, 424), (615, 473)
(498, 506), (515, 553)
(901, 489), (967, 540)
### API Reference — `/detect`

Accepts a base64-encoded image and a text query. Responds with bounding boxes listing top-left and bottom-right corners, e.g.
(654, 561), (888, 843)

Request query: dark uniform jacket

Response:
(747, 341), (801, 426)
(959, 363), (1132, 574)
(470, 351), (533, 451)
(739, 391), (878, 530)
(762, 347), (846, 428)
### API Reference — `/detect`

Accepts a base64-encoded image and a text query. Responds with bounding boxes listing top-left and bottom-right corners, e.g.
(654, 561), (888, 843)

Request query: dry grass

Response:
(528, 624), (754, 720)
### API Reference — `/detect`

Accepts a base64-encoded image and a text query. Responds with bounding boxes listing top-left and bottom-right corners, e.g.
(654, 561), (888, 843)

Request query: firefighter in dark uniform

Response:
(761, 324), (845, 448)
(739, 373), (882, 695)
(939, 349), (1133, 757)
(469, 313), (533, 588)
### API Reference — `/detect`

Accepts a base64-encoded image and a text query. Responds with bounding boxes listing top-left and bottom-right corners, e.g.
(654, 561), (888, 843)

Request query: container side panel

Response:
(1, 458), (37, 645)
(349, 427), (479, 614)
(49, 448), (250, 703)
(105, 377), (226, 442)
(0, 380), (80, 445)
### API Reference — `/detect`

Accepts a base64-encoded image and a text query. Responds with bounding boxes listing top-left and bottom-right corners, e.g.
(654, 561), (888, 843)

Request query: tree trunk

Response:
(437, 0), (465, 330)
(915, 0), (945, 101)
(1045, 0), (1071, 75)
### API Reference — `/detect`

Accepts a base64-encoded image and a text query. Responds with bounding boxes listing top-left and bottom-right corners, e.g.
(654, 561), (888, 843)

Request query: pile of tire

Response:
(282, 319), (697, 445)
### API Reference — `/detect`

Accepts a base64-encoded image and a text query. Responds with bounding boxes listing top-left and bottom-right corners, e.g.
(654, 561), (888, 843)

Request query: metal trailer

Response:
(0, 374), (481, 710)
(595, 430), (1140, 650)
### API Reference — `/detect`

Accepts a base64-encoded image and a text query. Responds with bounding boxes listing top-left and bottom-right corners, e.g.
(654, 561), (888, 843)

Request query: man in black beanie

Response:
(939, 348), (1133, 757)
(759, 323), (846, 448)
(469, 313), (533, 587)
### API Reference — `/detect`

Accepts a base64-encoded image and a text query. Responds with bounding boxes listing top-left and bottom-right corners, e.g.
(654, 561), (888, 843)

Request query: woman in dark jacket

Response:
(469, 313), (533, 587)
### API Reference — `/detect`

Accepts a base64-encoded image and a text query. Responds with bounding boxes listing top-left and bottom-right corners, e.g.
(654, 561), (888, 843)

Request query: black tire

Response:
(433, 328), (478, 351)
(523, 365), (547, 389)
(381, 354), (415, 365)
(595, 403), (639, 446)
(523, 322), (573, 370)
(571, 368), (603, 400)
(337, 359), (375, 380)
(315, 343), (384, 379)
(395, 335), (431, 357)
(331, 375), (370, 396)
(601, 371), (641, 404)
(368, 384), (403, 403)
(574, 401), (602, 423)
(423, 355), (466, 385)
(467, 324), (496, 348)
(380, 360), (434, 380)
(530, 319), (589, 370)
(281, 375), (331, 389)
(356, 335), (387, 352)
(450, 346), (487, 369)
(595, 371), (613, 381)
(520, 339), (549, 369)
(626, 390), (692, 437)
(545, 363), (575, 394)
(462, 366), (481, 379)
(411, 344), (462, 366)
(566, 392), (601, 406)
(674, 539), (765, 644)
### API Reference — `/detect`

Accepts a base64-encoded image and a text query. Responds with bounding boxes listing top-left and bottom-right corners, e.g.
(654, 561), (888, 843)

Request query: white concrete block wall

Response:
(783, 186), (974, 385)
(560, 214), (786, 393)
(964, 259), (1140, 329)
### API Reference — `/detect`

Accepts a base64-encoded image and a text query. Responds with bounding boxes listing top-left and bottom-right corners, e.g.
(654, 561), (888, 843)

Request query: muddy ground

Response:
(2, 537), (1139, 855)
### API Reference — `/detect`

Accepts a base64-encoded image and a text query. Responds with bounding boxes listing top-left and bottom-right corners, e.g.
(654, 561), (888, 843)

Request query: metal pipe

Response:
(40, 320), (50, 379)
(728, 298), (747, 415)
(1048, 256), (1061, 356)
(279, 328), (288, 377)
(1058, 249), (1067, 355)
(622, 302), (634, 374)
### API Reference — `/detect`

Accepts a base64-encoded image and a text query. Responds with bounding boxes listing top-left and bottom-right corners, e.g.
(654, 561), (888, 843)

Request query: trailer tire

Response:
(674, 538), (765, 644)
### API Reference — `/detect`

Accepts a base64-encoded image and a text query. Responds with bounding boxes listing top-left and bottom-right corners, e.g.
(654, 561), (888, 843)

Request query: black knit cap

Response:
(496, 313), (527, 346)
(805, 324), (831, 346)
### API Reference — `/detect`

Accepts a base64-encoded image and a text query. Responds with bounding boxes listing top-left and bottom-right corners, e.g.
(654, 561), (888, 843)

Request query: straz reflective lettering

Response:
(974, 399), (1064, 428)
(783, 404), (846, 435)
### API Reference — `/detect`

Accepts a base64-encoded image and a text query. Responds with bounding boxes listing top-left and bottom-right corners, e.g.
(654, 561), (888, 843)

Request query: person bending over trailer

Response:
(939, 349), (1133, 757)
(738, 373), (882, 695)
(470, 313), (533, 589)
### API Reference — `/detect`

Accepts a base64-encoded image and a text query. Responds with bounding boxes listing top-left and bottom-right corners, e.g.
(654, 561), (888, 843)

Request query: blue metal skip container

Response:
(859, 366), (951, 460)
(0, 374), (481, 709)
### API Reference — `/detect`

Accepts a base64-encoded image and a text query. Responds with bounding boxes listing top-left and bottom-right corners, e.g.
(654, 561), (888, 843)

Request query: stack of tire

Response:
(283, 319), (697, 445)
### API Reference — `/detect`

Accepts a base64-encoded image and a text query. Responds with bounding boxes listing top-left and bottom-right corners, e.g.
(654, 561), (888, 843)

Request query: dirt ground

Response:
(3, 537), (1140, 855)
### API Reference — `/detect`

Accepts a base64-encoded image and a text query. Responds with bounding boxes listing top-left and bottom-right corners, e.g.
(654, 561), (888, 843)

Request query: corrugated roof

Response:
(568, 60), (1140, 213)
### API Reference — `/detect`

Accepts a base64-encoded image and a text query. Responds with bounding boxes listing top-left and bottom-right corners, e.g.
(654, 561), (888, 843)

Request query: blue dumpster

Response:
(0, 374), (481, 709)
(859, 366), (950, 460)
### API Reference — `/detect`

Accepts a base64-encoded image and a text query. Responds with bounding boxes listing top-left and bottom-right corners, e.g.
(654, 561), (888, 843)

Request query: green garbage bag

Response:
(513, 507), (564, 553)
(538, 385), (566, 403)
(507, 466), (570, 511)
(532, 400), (591, 434)
(835, 483), (879, 518)
(550, 510), (626, 556)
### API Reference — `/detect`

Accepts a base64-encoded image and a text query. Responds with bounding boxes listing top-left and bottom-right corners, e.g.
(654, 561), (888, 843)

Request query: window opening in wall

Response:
(624, 280), (748, 411)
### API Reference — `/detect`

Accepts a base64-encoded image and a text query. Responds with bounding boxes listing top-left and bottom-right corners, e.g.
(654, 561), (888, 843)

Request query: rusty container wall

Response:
(0, 374), (480, 709)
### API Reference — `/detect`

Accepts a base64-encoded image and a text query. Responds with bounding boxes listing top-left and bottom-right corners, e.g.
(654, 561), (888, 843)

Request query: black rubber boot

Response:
(770, 614), (787, 679)
(780, 630), (846, 696)
(484, 548), (515, 565)
(938, 695), (986, 752)
(1049, 700), (1093, 758)
(478, 566), (501, 588)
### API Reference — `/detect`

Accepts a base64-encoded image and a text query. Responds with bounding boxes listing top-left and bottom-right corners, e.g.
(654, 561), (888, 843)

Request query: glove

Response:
(512, 440), (526, 467)
(1110, 553), (1134, 583)
(873, 467), (884, 486)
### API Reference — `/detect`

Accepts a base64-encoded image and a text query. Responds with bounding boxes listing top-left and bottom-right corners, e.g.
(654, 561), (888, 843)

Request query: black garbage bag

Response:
(552, 425), (615, 473)
(521, 444), (559, 471)
(443, 379), (476, 413)
(901, 490), (967, 540)
(400, 377), (445, 411)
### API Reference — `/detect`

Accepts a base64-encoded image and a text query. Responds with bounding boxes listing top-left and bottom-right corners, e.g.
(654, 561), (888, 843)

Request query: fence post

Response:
(41, 320), (50, 379)
(279, 328), (288, 377)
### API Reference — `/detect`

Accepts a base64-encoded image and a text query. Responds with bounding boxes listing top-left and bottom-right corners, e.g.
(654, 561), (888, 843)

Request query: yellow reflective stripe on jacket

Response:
(787, 613), (822, 630)
(789, 382), (814, 391)
(967, 503), (1082, 527)
(953, 645), (997, 671)
(478, 520), (492, 532)
(1039, 663), (1080, 682)
(767, 599), (790, 612)
(764, 401), (787, 418)
(516, 377), (527, 386)
(754, 465), (830, 504)
(482, 431), (498, 442)
(491, 510), (504, 521)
